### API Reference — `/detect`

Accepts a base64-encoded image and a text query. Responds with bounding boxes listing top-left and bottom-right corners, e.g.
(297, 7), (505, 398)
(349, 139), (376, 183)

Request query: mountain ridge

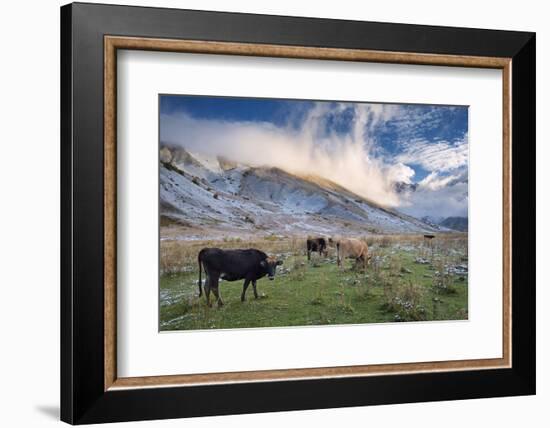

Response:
(159, 145), (442, 239)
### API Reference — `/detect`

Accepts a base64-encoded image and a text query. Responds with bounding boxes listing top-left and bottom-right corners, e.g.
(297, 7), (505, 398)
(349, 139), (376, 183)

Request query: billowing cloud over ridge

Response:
(160, 97), (468, 218)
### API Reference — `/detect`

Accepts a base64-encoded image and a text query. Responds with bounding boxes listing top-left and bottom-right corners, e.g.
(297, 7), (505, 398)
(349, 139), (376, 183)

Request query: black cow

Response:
(306, 237), (327, 260)
(198, 248), (283, 307)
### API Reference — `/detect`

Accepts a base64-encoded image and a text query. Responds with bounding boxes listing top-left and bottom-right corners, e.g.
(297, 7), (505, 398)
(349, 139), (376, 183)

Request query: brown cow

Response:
(306, 237), (327, 260)
(330, 237), (370, 270)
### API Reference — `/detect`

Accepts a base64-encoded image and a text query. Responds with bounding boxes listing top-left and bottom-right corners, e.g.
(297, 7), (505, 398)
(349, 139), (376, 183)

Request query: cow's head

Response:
(260, 257), (283, 280)
(327, 237), (337, 247)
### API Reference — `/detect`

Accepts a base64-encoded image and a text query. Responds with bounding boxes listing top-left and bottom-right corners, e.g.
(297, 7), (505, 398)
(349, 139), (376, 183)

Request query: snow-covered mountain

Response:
(159, 145), (439, 238)
(421, 216), (467, 232)
(439, 216), (468, 232)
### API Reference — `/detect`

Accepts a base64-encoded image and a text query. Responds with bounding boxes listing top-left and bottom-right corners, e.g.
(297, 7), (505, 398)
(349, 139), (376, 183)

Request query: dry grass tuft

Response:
(383, 280), (427, 321)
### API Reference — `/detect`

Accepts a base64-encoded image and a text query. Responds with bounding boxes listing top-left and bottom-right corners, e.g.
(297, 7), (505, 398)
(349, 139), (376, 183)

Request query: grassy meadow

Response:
(159, 233), (468, 331)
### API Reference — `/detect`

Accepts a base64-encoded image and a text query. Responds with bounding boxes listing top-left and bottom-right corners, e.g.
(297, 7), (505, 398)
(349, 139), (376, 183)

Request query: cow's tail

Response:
(197, 251), (203, 297)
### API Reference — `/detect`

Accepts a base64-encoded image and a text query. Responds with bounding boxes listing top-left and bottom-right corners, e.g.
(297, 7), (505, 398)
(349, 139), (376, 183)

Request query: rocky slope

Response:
(159, 145), (439, 239)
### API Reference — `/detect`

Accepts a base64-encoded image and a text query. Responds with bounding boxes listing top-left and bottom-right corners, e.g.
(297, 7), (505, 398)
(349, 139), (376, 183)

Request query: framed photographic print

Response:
(60, 2), (536, 424)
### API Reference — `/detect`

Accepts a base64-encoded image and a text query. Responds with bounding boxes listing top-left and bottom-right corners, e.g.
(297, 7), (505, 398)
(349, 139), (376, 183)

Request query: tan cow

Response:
(330, 237), (370, 270)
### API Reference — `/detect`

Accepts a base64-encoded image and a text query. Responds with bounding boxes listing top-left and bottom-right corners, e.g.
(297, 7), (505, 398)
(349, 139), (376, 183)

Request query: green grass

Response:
(159, 244), (468, 331)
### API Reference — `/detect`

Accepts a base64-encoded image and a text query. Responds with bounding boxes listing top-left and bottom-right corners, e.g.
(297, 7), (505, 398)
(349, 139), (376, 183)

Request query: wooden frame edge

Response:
(502, 61), (513, 369)
(104, 36), (117, 390)
(110, 357), (508, 390)
(103, 35), (512, 391)
(105, 35), (511, 68)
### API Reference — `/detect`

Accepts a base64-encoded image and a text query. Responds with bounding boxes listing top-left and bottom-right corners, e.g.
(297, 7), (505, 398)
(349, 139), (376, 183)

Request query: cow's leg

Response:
(241, 278), (251, 302)
(204, 276), (211, 307)
(252, 280), (259, 299)
(307, 248), (311, 261)
(208, 274), (223, 307)
(212, 286), (223, 308)
(205, 271), (219, 307)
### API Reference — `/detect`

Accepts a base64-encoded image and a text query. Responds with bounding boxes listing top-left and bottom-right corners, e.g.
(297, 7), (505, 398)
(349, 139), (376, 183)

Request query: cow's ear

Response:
(260, 260), (267, 267)
(276, 260), (283, 266)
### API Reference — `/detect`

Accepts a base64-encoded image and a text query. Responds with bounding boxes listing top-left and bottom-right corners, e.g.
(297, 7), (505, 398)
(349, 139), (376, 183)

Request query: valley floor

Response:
(159, 233), (468, 331)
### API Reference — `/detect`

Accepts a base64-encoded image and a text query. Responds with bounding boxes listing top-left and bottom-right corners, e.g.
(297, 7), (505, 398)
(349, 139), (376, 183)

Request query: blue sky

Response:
(160, 95), (469, 218)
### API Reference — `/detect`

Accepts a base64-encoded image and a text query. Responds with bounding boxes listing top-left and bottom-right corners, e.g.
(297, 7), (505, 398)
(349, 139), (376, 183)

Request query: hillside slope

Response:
(439, 216), (468, 232)
(159, 146), (438, 239)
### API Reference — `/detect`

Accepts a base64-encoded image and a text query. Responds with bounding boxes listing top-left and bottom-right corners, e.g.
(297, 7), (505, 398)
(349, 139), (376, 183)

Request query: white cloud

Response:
(385, 162), (416, 184)
(398, 168), (468, 218)
(400, 179), (468, 218)
(419, 171), (462, 191)
(395, 137), (468, 172)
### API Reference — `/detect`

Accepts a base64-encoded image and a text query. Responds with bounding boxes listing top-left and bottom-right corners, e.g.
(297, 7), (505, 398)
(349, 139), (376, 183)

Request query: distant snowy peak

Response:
(439, 216), (468, 232)
(421, 215), (468, 232)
